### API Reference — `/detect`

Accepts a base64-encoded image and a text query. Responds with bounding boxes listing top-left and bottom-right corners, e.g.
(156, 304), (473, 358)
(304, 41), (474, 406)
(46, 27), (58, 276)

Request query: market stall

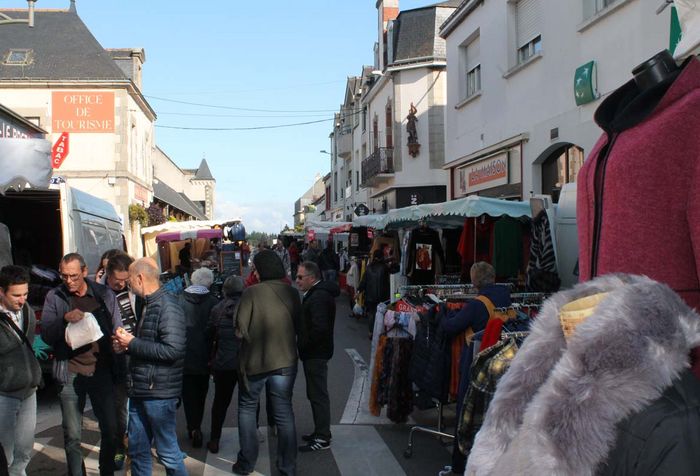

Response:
(151, 227), (223, 273)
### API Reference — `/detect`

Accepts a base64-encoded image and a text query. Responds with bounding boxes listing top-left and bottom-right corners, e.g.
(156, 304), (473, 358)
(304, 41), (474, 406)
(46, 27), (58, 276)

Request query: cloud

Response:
(215, 195), (293, 234)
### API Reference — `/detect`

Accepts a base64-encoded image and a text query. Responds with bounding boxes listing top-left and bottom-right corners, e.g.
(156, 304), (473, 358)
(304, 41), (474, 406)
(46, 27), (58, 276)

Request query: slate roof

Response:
(193, 159), (214, 181)
(0, 9), (128, 81)
(153, 179), (207, 220)
(392, 3), (457, 65)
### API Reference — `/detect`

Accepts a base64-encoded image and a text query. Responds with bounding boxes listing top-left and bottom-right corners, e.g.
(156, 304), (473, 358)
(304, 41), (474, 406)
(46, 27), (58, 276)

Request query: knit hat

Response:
(253, 249), (286, 281)
(222, 275), (244, 297)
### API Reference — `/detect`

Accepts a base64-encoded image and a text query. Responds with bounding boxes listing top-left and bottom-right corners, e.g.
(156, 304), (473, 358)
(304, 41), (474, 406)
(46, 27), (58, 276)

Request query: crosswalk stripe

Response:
(330, 425), (406, 476)
(203, 427), (270, 476)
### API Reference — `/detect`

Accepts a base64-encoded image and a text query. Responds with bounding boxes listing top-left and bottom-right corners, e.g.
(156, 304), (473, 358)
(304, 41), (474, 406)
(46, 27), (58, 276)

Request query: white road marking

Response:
(330, 425), (406, 476)
(203, 427), (270, 476)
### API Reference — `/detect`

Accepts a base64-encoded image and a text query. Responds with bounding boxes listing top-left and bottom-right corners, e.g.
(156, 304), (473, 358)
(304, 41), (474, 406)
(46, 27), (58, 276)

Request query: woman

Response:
(206, 276), (244, 453)
(94, 248), (125, 284)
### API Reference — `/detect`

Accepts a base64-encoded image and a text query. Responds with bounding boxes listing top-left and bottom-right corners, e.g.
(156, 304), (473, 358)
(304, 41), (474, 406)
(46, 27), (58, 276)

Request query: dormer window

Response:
(4, 49), (32, 65)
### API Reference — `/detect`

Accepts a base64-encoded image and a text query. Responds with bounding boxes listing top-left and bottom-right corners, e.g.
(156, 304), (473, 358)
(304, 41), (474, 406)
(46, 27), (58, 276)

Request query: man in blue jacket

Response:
(113, 258), (186, 476)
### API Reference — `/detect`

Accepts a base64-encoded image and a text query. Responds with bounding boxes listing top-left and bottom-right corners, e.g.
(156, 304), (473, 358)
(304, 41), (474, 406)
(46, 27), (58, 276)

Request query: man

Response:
(273, 238), (291, 277)
(295, 261), (339, 452)
(104, 253), (137, 470)
(41, 253), (122, 476)
(358, 250), (394, 339)
(233, 250), (301, 476)
(439, 261), (510, 476)
(318, 242), (339, 283)
(0, 266), (41, 476)
(113, 258), (187, 476)
(178, 242), (192, 273)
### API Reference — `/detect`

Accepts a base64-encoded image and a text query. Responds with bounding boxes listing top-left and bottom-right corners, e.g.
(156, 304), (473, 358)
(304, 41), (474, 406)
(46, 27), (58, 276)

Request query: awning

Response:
(155, 228), (223, 243)
(0, 138), (52, 194)
(305, 219), (351, 232)
(330, 223), (352, 234)
(152, 179), (207, 220)
(354, 196), (532, 230)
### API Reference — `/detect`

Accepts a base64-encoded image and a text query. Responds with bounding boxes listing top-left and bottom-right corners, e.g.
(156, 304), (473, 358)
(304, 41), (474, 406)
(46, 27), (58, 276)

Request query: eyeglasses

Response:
(60, 273), (82, 282)
(295, 274), (310, 280)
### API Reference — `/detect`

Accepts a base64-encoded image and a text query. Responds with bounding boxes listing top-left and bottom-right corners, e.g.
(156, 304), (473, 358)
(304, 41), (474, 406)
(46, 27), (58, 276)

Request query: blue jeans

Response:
(237, 368), (297, 476)
(128, 398), (186, 476)
(58, 368), (116, 476)
(0, 392), (36, 476)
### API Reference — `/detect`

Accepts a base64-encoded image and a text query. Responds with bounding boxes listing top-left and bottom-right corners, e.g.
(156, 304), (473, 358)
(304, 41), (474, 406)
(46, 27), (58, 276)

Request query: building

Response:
(328, 0), (460, 218)
(0, 2), (214, 255)
(293, 173), (326, 228)
(440, 0), (673, 201)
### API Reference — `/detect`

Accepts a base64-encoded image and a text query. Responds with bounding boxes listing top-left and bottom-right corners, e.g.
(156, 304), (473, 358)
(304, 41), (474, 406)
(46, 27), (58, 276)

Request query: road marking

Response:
(203, 427), (270, 476)
(330, 425), (406, 476)
(341, 348), (410, 425)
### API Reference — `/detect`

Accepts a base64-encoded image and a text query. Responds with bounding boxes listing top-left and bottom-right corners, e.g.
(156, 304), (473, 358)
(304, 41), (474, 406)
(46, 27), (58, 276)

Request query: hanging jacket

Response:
(577, 57), (700, 311)
(358, 260), (391, 304)
(466, 274), (700, 476)
(526, 210), (559, 292)
(409, 304), (452, 403)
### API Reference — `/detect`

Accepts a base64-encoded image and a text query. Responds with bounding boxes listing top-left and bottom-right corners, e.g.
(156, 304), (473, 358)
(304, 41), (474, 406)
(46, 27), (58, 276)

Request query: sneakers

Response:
(114, 452), (125, 470)
(231, 461), (253, 475)
(299, 437), (331, 452)
(301, 433), (332, 442)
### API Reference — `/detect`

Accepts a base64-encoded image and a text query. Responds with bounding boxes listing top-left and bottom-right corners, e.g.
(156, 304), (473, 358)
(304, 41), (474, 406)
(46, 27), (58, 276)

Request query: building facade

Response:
(440, 0), (673, 201)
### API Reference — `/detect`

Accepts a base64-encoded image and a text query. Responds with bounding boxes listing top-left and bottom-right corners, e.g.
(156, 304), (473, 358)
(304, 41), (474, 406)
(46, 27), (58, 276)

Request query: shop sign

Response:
(51, 132), (70, 169)
(455, 152), (508, 194)
(307, 229), (316, 241)
(354, 203), (370, 216)
(670, 6), (682, 55)
(134, 184), (148, 203)
(0, 118), (35, 139)
(52, 91), (115, 133)
(574, 61), (598, 106)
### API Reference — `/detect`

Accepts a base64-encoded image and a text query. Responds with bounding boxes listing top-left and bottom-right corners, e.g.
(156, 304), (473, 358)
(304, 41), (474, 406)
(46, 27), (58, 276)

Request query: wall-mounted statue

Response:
(406, 102), (421, 157)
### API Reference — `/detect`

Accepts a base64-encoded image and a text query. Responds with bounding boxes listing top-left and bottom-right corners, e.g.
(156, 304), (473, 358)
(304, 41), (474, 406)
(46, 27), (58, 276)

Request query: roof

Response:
(193, 159), (214, 181)
(391, 3), (457, 65)
(439, 0), (483, 38)
(0, 9), (129, 82)
(152, 179), (207, 220)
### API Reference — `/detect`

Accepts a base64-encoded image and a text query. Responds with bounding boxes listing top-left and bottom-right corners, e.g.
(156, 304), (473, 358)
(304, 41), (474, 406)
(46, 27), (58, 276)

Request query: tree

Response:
(147, 203), (166, 226)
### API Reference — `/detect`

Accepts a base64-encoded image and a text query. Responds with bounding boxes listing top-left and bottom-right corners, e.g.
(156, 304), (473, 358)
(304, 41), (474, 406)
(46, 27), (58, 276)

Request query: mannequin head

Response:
(631, 50), (679, 92)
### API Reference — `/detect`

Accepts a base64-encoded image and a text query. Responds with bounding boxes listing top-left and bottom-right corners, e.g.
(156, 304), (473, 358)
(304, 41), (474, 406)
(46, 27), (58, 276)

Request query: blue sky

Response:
(6, 0), (435, 233)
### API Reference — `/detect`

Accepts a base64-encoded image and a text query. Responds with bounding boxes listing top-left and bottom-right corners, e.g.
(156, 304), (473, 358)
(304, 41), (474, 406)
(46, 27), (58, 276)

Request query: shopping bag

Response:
(65, 312), (104, 350)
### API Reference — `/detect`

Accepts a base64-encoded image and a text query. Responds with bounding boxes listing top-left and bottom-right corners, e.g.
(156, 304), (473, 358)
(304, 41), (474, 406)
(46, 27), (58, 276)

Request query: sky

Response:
(5, 0), (436, 233)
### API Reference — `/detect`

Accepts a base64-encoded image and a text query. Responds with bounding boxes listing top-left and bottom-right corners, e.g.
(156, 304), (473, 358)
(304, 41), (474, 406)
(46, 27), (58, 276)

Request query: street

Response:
(26, 290), (455, 476)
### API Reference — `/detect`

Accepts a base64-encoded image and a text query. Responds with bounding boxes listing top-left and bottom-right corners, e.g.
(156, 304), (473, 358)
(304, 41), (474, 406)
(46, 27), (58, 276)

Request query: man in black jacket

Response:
(41, 253), (122, 476)
(295, 261), (339, 452)
(0, 266), (41, 475)
(113, 257), (187, 476)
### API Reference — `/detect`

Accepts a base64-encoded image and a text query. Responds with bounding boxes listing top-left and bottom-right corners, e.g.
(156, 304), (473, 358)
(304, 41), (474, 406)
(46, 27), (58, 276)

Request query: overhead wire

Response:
(145, 95), (339, 113)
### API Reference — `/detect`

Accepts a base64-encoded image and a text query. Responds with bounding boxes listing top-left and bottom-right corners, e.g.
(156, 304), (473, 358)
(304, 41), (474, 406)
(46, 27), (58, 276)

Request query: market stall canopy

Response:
(356, 196), (532, 230)
(304, 219), (351, 232)
(142, 218), (239, 261)
(330, 223), (352, 234)
(0, 138), (52, 194)
(155, 228), (222, 243)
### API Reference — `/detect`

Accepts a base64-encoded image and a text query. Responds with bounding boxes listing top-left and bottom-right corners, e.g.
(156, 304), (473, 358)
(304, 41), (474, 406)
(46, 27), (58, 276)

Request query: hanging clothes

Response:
(407, 225), (445, 285)
(400, 229), (412, 276)
(526, 209), (560, 292)
(493, 216), (523, 279)
(369, 232), (401, 267)
(408, 304), (452, 404)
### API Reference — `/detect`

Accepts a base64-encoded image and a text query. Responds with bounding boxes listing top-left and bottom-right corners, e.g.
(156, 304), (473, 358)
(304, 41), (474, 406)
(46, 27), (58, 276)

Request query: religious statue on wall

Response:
(406, 102), (421, 157)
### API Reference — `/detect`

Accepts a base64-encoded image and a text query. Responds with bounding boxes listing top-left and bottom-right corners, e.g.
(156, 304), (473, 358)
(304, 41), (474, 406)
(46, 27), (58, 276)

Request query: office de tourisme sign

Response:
(52, 91), (115, 133)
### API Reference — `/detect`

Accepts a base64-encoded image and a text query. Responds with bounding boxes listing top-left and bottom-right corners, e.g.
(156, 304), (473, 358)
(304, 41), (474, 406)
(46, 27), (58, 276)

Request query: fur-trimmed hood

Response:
(465, 274), (700, 476)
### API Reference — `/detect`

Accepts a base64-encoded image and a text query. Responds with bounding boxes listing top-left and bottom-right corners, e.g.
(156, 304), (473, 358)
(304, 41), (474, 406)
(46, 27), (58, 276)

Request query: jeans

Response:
(210, 370), (238, 440)
(237, 368), (297, 476)
(322, 270), (337, 283)
(59, 368), (117, 476)
(128, 398), (187, 476)
(182, 374), (209, 433)
(113, 382), (128, 453)
(302, 359), (331, 440)
(0, 392), (36, 476)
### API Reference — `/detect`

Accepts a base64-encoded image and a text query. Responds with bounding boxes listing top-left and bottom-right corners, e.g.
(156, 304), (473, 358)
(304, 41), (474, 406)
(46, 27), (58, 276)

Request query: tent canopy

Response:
(353, 196), (532, 230)
(155, 228), (222, 243)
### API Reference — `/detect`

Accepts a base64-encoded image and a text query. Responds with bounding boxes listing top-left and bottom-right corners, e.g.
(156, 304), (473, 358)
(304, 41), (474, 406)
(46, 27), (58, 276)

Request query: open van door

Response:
(0, 223), (12, 268)
(58, 181), (78, 259)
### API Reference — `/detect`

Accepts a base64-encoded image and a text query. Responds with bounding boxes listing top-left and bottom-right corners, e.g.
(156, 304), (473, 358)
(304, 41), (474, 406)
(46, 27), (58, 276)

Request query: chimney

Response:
(27, 0), (36, 27)
(69, 0), (77, 13)
(376, 0), (399, 71)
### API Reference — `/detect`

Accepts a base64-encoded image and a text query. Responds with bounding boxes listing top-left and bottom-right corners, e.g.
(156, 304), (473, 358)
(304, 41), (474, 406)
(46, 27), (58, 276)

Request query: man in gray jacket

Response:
(0, 266), (41, 476)
(113, 257), (186, 476)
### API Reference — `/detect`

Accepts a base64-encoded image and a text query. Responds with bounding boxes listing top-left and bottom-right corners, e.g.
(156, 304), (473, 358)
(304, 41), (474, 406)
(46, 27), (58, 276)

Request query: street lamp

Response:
(320, 150), (331, 155)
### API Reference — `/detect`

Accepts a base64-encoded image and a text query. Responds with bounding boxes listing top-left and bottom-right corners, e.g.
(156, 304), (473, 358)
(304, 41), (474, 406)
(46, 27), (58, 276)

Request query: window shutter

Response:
(516, 0), (540, 47)
(466, 36), (480, 71)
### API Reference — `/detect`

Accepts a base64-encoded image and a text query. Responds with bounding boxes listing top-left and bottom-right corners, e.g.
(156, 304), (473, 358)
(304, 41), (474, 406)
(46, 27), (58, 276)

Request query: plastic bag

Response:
(65, 312), (104, 350)
(353, 303), (364, 316)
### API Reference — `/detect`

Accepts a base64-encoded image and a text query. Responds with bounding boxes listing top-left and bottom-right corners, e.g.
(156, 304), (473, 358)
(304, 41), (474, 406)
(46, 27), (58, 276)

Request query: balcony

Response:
(361, 147), (394, 187)
(337, 128), (353, 158)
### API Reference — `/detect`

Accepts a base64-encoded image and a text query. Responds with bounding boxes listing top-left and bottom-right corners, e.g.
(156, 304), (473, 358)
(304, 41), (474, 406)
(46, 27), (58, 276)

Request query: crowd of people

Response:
(0, 238), (339, 476)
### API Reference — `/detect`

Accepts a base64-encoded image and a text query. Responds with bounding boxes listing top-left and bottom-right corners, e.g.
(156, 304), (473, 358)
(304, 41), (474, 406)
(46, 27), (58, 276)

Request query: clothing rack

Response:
(403, 400), (453, 459)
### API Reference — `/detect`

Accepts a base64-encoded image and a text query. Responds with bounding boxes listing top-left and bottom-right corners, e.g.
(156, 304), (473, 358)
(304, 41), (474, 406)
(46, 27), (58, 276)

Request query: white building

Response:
(440, 0), (673, 201)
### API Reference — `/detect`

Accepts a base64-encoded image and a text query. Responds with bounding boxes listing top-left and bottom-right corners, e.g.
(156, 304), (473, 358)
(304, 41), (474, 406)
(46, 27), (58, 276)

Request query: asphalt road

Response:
(26, 287), (456, 476)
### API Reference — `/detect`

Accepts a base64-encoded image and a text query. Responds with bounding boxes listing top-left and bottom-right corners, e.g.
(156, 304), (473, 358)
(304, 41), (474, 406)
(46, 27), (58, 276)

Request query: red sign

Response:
(51, 132), (70, 169)
(395, 299), (419, 313)
(307, 229), (316, 241)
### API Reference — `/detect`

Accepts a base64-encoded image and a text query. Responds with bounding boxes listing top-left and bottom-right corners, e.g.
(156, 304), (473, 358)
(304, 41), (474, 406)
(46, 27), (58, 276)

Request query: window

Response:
(542, 145), (584, 202)
(385, 103), (393, 148)
(583, 0), (618, 19)
(373, 115), (379, 152)
(356, 171), (359, 191)
(460, 33), (481, 99)
(4, 49), (32, 65)
(362, 107), (367, 132)
(515, 0), (541, 64)
(518, 35), (542, 64)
